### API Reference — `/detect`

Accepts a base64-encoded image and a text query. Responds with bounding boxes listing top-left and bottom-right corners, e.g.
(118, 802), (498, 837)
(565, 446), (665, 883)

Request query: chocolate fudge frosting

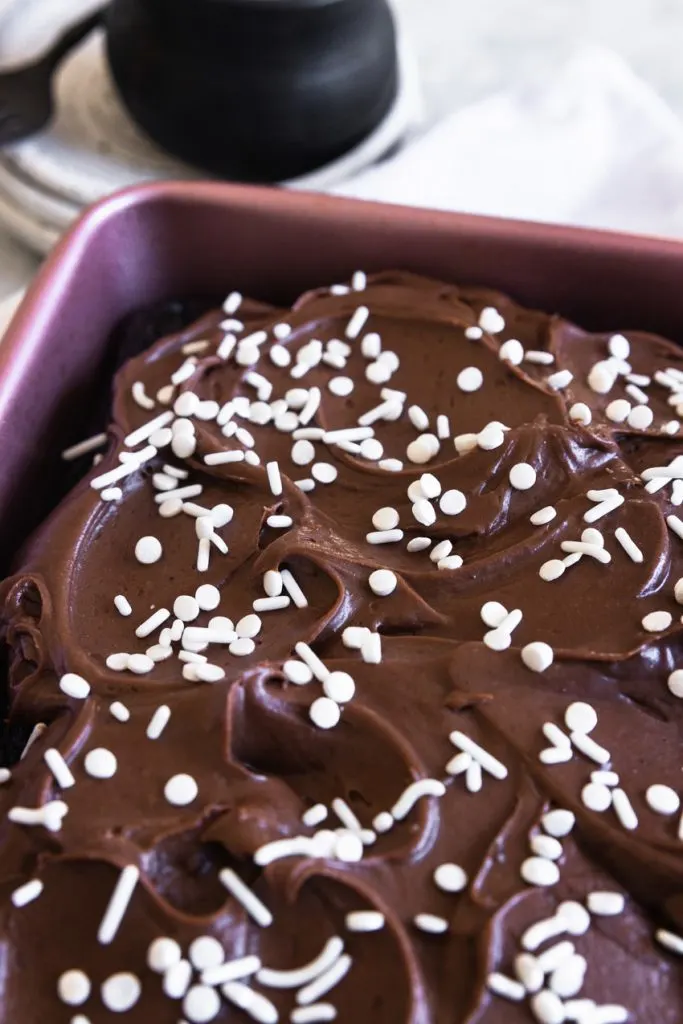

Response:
(1, 271), (683, 1023)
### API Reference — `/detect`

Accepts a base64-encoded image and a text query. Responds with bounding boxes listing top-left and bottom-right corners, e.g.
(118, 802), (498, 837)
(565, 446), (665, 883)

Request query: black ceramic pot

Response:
(105, 0), (399, 182)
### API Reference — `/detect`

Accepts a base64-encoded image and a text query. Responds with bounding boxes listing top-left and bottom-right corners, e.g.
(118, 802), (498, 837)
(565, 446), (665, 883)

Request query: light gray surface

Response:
(394, 0), (683, 127)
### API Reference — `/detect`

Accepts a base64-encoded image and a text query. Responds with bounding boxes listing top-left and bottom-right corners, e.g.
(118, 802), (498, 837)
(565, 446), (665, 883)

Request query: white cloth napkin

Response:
(334, 44), (683, 240)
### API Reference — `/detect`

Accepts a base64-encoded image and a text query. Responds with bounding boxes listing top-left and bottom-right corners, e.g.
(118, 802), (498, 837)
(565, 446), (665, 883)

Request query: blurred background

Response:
(3, 0), (683, 326)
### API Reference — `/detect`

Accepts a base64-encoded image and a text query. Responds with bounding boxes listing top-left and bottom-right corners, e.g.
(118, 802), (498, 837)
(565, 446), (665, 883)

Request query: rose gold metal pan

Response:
(1, 180), (683, 569)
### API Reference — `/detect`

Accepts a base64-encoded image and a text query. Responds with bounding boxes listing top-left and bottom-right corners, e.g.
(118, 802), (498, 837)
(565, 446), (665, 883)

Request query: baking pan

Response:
(2, 179), (683, 573)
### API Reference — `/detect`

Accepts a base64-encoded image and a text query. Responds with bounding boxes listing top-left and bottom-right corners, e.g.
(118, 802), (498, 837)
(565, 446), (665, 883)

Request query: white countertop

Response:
(2, 0), (683, 314)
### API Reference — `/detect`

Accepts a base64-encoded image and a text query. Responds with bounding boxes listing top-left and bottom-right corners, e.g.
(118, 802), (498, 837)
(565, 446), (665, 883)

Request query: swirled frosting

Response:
(1, 271), (683, 1023)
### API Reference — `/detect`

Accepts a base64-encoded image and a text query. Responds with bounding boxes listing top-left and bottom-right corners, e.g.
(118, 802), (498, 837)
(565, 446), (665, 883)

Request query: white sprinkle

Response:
(266, 461), (283, 496)
(541, 809), (575, 838)
(84, 748), (117, 779)
(236, 613), (262, 639)
(446, 751), (472, 776)
(110, 701), (130, 722)
(591, 770), (619, 786)
(480, 601), (508, 628)
(569, 402), (592, 426)
(407, 537), (431, 552)
(431, 540), (453, 563)
(101, 972), (141, 1013)
(525, 350), (555, 365)
(611, 788), (638, 830)
(57, 969), (91, 1006)
(201, 956), (261, 987)
(219, 867), (272, 926)
(479, 307), (505, 333)
(281, 568), (308, 608)
(391, 779), (445, 820)
(655, 928), (683, 956)
(165, 773), (198, 806)
(135, 535), (162, 564)
(223, 983), (278, 1023)
(540, 559), (566, 582)
(547, 369), (573, 390)
(147, 936), (182, 973)
(189, 935), (225, 972)
(582, 782), (612, 812)
(98, 865), (140, 944)
(194, 584), (220, 612)
(312, 462), (338, 484)
(530, 989), (566, 1024)
(449, 731), (508, 779)
(439, 489), (467, 515)
(11, 878), (44, 907)
(183, 982), (223, 1022)
(521, 917), (568, 952)
(515, 952), (544, 992)
(668, 514), (683, 541)
(259, 936), (345, 992)
(530, 835), (563, 860)
(583, 494), (624, 523)
(434, 863), (468, 893)
(521, 642), (554, 673)
(127, 653), (155, 674)
(521, 857), (560, 887)
(309, 698), (341, 730)
(303, 804), (328, 827)
(539, 747), (572, 765)
(588, 361), (616, 394)
(346, 306), (370, 339)
(614, 526), (643, 563)
(642, 610), (672, 632)
(608, 333), (630, 359)
(284, 660), (314, 685)
(606, 398), (632, 423)
(509, 463), (537, 490)
(361, 632), (382, 663)
(477, 423), (506, 450)
(59, 673), (91, 699)
(587, 891), (625, 915)
(437, 414), (451, 439)
(413, 914), (448, 934)
(204, 450), (246, 466)
(101, 486), (123, 501)
(438, 554), (464, 571)
(487, 973), (525, 1002)
(173, 595), (200, 623)
(146, 705), (171, 740)
(114, 594), (132, 617)
(560, 539), (610, 563)
(323, 671), (356, 704)
(413, 498), (437, 527)
(457, 366), (484, 392)
(407, 433), (440, 465)
(565, 701), (598, 734)
(91, 446), (157, 490)
(230, 637), (256, 657)
(373, 811), (394, 833)
(135, 607), (171, 638)
(346, 910), (384, 932)
(369, 569), (397, 596)
(499, 338), (524, 365)
(132, 380), (155, 409)
(572, 732), (610, 766)
(291, 1003), (338, 1021)
(646, 783), (680, 815)
(670, 669), (683, 698)
(268, 515), (294, 528)
(62, 432), (108, 461)
(253, 595), (290, 613)
(163, 958), (193, 999)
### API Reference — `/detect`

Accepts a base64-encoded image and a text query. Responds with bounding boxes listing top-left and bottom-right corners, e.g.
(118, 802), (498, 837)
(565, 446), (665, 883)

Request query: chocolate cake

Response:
(1, 271), (682, 1023)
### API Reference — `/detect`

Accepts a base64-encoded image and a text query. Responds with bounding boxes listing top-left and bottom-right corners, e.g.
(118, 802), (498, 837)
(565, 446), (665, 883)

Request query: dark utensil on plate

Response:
(106, 0), (399, 182)
(0, 8), (106, 147)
